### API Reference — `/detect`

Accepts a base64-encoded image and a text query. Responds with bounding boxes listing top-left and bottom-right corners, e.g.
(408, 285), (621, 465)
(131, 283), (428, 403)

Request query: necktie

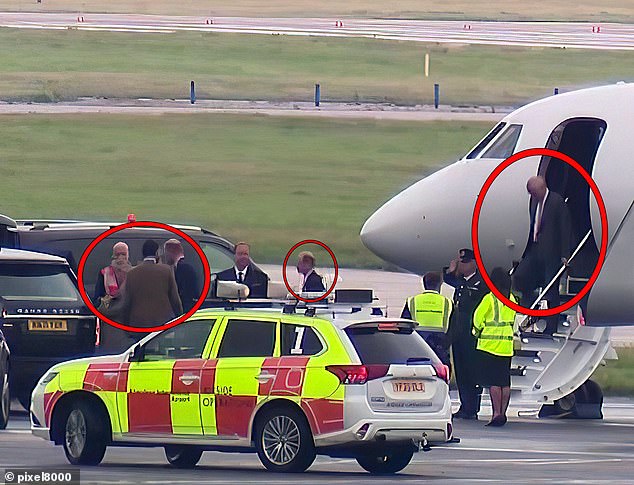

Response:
(533, 201), (542, 242)
(237, 272), (244, 284)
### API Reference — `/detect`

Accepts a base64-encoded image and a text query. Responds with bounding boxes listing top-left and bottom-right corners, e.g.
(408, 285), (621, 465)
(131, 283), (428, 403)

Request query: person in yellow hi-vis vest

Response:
(402, 272), (453, 368)
(472, 267), (518, 427)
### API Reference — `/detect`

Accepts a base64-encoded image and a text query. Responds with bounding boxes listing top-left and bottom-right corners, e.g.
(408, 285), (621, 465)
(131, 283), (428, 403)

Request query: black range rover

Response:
(0, 248), (97, 409)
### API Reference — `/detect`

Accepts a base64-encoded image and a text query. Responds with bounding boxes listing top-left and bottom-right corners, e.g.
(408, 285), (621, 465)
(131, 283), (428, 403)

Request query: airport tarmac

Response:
(2, 398), (633, 484)
(260, 264), (634, 346)
(0, 13), (633, 50)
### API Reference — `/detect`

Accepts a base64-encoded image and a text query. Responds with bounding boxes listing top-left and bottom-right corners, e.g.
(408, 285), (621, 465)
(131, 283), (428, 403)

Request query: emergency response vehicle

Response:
(31, 294), (452, 474)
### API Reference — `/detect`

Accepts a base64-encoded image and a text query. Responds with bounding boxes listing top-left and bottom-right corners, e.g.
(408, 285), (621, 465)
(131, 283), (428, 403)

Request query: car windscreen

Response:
(345, 325), (439, 365)
(0, 264), (80, 301)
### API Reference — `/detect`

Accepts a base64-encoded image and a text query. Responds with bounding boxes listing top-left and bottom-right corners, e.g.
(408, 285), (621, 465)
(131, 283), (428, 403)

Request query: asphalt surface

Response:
(259, 265), (634, 346)
(2, 398), (634, 484)
(0, 99), (510, 121)
(0, 13), (633, 50)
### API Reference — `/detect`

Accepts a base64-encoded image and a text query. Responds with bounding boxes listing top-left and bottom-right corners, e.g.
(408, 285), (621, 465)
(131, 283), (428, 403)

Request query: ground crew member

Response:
(444, 248), (487, 420)
(473, 267), (518, 427)
(402, 271), (453, 367)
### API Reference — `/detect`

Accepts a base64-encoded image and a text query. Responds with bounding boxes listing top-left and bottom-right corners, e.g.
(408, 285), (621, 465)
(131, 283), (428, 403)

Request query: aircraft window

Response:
(465, 122), (506, 159)
(481, 124), (523, 159)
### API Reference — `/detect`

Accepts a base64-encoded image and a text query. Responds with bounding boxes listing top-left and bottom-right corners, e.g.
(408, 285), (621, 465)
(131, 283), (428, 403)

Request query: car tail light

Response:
(326, 365), (389, 385)
(433, 363), (450, 384)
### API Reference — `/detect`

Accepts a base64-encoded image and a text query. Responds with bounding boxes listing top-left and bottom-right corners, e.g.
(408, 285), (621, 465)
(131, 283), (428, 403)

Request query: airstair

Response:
(509, 230), (616, 418)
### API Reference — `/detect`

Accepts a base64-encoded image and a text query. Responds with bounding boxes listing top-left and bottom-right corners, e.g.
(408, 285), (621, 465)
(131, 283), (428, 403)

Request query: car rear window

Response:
(0, 264), (80, 301)
(345, 325), (439, 365)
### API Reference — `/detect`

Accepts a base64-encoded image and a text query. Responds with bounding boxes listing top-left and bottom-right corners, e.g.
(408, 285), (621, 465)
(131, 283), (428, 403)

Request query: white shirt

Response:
(533, 189), (549, 242)
(234, 266), (248, 282)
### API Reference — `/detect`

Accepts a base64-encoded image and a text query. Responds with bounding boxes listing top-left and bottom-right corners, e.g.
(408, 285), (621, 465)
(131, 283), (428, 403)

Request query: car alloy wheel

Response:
(262, 415), (301, 466)
(65, 409), (87, 459)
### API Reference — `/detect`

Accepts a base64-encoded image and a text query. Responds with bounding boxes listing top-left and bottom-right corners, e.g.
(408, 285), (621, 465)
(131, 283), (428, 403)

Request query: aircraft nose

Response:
(361, 158), (532, 275)
(360, 195), (413, 268)
(360, 165), (468, 274)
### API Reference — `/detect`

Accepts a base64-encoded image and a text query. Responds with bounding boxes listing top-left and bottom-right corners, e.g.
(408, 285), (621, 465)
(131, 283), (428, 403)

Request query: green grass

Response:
(1, 29), (633, 106)
(0, 113), (490, 267)
(2, 0), (632, 22)
(592, 347), (634, 397)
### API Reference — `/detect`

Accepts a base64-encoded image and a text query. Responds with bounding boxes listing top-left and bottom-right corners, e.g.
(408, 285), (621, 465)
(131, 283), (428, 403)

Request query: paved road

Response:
(0, 99), (509, 121)
(2, 398), (633, 484)
(0, 13), (633, 50)
(260, 264), (634, 346)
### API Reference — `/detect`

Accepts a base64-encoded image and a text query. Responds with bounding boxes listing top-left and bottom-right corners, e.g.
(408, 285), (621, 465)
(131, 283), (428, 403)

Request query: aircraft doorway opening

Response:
(537, 118), (606, 284)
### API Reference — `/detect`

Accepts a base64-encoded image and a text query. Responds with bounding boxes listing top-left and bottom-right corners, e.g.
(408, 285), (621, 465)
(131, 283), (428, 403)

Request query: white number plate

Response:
(392, 381), (425, 393)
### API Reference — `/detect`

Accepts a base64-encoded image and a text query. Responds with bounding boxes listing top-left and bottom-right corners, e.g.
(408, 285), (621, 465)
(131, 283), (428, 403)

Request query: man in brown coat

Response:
(123, 239), (183, 328)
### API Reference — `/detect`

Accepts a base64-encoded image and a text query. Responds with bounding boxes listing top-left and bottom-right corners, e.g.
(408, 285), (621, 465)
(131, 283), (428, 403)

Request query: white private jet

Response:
(361, 83), (634, 418)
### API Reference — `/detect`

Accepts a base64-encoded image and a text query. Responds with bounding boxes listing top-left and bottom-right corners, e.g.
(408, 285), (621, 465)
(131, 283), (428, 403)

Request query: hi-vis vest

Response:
(407, 291), (453, 333)
(472, 293), (518, 357)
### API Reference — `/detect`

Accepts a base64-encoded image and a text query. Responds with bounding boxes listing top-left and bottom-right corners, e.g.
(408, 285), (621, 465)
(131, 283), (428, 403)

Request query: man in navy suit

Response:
(215, 242), (269, 298)
(514, 176), (572, 333)
(297, 251), (326, 293)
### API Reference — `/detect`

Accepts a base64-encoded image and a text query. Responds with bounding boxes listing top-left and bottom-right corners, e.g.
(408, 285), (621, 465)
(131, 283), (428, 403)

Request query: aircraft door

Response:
(537, 118), (606, 279)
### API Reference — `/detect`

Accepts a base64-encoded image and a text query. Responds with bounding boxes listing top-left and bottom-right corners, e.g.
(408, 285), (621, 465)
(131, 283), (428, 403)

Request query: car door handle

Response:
(255, 372), (275, 382)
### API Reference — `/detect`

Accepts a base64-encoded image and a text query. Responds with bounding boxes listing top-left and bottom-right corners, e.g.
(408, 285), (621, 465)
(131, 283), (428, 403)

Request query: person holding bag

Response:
(93, 242), (133, 353)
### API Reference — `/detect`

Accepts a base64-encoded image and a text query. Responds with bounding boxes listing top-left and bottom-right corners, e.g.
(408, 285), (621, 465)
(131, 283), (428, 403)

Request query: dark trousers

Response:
(419, 330), (450, 372)
(452, 338), (482, 416)
(514, 245), (562, 334)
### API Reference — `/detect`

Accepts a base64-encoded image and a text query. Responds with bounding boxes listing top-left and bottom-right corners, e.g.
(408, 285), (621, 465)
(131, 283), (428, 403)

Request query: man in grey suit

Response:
(514, 176), (572, 333)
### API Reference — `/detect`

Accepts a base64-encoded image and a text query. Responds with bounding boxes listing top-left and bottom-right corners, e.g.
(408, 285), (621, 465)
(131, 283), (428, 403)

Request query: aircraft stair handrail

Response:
(518, 229), (592, 330)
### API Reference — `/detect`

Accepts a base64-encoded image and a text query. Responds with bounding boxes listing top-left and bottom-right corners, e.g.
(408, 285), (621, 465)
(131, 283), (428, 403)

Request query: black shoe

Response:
(486, 416), (506, 427)
(454, 410), (478, 420)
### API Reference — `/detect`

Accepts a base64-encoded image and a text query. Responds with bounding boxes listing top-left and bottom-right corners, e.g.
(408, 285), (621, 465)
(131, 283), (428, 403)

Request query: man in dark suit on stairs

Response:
(514, 176), (572, 333)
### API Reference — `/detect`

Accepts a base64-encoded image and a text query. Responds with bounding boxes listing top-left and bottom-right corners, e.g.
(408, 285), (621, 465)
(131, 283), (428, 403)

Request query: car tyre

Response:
(62, 401), (107, 466)
(356, 448), (414, 475)
(255, 405), (316, 473)
(164, 445), (203, 468)
(0, 369), (9, 430)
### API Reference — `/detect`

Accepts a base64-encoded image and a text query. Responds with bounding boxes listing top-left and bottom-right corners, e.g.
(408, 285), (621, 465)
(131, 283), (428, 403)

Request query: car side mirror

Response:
(129, 344), (145, 362)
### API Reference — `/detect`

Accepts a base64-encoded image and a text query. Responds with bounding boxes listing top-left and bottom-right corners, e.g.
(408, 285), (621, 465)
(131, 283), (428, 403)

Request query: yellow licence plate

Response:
(392, 381), (425, 393)
(28, 320), (68, 332)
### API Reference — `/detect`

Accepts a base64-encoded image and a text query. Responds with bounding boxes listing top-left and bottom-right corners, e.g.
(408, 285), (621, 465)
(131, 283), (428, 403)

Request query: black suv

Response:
(0, 248), (97, 409)
(0, 215), (237, 300)
(0, 327), (9, 429)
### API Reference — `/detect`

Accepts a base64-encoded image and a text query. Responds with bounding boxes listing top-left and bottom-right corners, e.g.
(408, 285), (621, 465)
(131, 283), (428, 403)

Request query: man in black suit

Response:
(297, 251), (326, 292)
(164, 239), (202, 313)
(514, 176), (572, 333)
(215, 242), (269, 298)
(444, 249), (487, 420)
